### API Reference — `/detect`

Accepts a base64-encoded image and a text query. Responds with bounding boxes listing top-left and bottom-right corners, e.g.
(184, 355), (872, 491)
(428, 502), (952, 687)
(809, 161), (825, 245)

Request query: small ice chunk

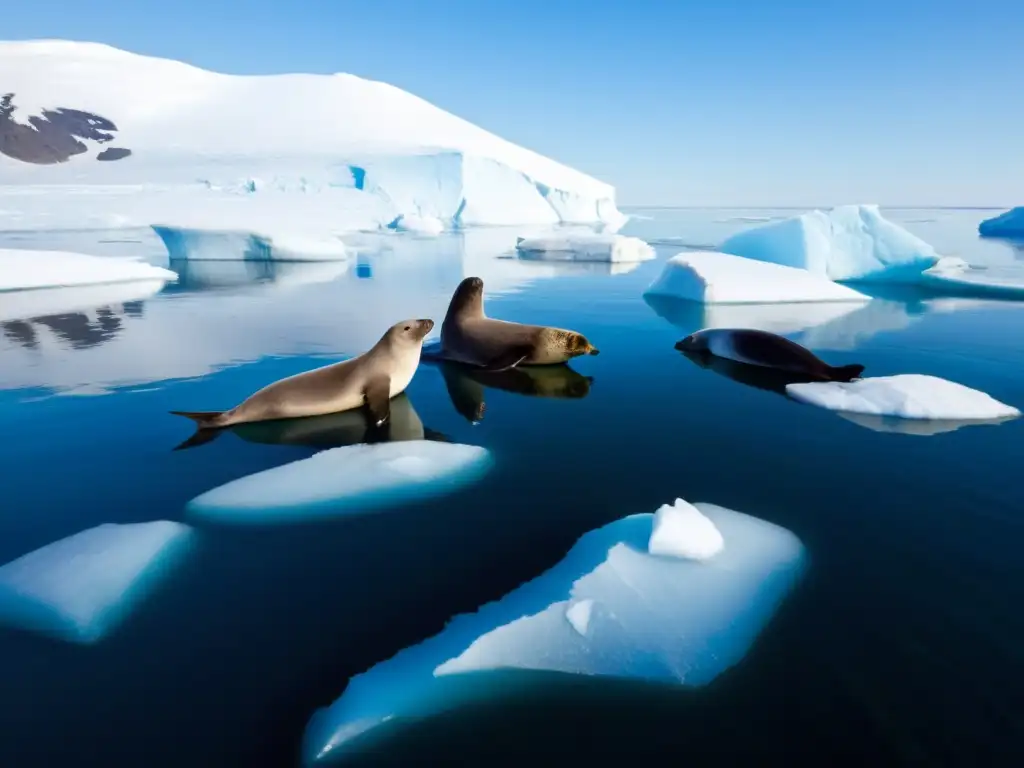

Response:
(644, 251), (870, 304)
(719, 204), (941, 283)
(978, 207), (1024, 238)
(387, 214), (445, 235)
(515, 233), (655, 263)
(0, 521), (195, 644)
(0, 248), (177, 291)
(648, 498), (725, 560)
(186, 440), (494, 525)
(565, 599), (594, 636)
(786, 374), (1021, 421)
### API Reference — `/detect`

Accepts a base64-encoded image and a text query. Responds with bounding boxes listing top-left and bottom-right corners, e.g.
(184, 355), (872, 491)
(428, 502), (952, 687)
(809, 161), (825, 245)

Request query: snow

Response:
(0, 248), (177, 291)
(647, 498), (725, 560)
(0, 521), (194, 644)
(515, 233), (655, 263)
(186, 440), (494, 525)
(643, 251), (870, 304)
(918, 257), (1024, 299)
(152, 225), (349, 262)
(786, 374), (1021, 421)
(302, 502), (806, 763)
(387, 213), (445, 235)
(978, 208), (1024, 238)
(0, 40), (623, 231)
(719, 205), (941, 283)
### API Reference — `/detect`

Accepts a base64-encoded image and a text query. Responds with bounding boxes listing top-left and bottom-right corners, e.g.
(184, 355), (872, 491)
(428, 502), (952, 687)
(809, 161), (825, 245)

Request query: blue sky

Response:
(6, 1), (1023, 206)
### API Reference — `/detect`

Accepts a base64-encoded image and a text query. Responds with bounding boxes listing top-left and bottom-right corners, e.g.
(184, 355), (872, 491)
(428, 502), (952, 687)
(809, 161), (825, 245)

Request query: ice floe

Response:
(978, 208), (1024, 238)
(0, 248), (177, 291)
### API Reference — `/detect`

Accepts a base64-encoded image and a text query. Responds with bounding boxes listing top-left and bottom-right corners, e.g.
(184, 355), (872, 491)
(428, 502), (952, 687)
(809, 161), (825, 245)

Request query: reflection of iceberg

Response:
(170, 259), (350, 293)
(302, 502), (806, 763)
(186, 440), (494, 526)
(514, 233), (654, 263)
(511, 252), (642, 276)
(0, 521), (195, 645)
(0, 279), (165, 323)
(836, 412), (1021, 436)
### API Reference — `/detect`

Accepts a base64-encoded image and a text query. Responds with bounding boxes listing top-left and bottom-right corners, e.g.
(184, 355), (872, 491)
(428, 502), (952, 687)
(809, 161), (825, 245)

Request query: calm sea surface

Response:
(1, 207), (1023, 766)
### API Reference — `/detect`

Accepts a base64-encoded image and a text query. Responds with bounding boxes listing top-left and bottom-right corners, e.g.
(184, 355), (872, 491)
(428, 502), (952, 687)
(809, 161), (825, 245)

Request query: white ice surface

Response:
(0, 521), (194, 644)
(0, 41), (623, 230)
(644, 250), (870, 304)
(978, 208), (1024, 238)
(647, 498), (725, 560)
(186, 440), (494, 525)
(0, 248), (177, 290)
(786, 374), (1021, 421)
(719, 205), (941, 283)
(387, 214), (445, 235)
(515, 233), (655, 263)
(302, 502), (805, 763)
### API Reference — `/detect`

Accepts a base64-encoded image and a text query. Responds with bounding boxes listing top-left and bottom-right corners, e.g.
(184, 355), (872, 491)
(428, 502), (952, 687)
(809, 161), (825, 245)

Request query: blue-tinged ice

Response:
(978, 208), (1024, 238)
(0, 521), (195, 645)
(186, 440), (493, 525)
(918, 257), (1024, 299)
(302, 500), (806, 763)
(719, 204), (940, 283)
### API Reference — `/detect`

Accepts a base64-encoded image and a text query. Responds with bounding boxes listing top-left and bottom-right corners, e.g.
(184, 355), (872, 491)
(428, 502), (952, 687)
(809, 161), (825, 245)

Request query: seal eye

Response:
(404, 326), (410, 331)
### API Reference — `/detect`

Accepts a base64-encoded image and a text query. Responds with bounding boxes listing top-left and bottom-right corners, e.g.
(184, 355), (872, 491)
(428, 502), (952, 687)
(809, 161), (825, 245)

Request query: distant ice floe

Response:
(0, 521), (195, 644)
(386, 213), (445, 236)
(786, 374), (1021, 423)
(644, 251), (870, 304)
(152, 225), (349, 262)
(514, 233), (655, 263)
(0, 248), (177, 291)
(978, 207), (1024, 238)
(186, 440), (493, 525)
(719, 204), (941, 283)
(301, 500), (806, 763)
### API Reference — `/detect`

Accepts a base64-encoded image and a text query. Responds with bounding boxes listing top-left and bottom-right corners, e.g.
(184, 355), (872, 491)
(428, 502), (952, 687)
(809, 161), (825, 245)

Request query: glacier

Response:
(0, 521), (194, 644)
(786, 374), (1021, 422)
(302, 500), (806, 763)
(644, 250), (870, 304)
(186, 440), (494, 525)
(0, 247), (176, 291)
(0, 40), (624, 236)
(514, 233), (655, 263)
(719, 205), (941, 283)
(978, 208), (1024, 238)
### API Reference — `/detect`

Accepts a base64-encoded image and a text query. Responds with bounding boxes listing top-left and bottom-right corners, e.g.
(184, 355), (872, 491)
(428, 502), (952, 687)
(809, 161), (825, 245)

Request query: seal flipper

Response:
(363, 376), (392, 427)
(170, 410), (226, 429)
(826, 363), (866, 383)
(479, 346), (531, 373)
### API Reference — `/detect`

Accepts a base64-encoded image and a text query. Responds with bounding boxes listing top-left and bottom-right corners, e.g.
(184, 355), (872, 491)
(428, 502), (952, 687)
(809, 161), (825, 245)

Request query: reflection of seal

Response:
(676, 328), (864, 382)
(427, 277), (599, 372)
(680, 349), (820, 396)
(435, 360), (594, 423)
(170, 318), (434, 436)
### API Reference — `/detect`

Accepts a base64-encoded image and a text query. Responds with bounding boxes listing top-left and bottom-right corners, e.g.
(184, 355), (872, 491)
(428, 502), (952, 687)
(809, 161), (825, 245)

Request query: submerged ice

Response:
(302, 501), (806, 763)
(186, 440), (493, 525)
(0, 521), (194, 644)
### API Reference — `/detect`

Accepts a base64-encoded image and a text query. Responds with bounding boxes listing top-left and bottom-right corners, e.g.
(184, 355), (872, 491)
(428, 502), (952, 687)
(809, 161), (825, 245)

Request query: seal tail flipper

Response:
(170, 410), (226, 429)
(827, 363), (866, 383)
(172, 427), (224, 452)
(479, 346), (531, 373)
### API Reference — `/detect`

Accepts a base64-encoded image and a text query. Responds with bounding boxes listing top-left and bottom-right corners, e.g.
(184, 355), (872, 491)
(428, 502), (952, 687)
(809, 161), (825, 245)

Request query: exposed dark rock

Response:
(0, 92), (131, 164)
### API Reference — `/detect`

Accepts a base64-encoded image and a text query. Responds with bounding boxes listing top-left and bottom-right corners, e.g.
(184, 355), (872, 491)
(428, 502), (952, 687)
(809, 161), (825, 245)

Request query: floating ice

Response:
(918, 257), (1024, 299)
(978, 208), (1024, 238)
(644, 251), (870, 304)
(648, 498), (725, 560)
(786, 374), (1021, 422)
(386, 214), (445, 236)
(152, 226), (348, 262)
(836, 412), (1021, 436)
(515, 233), (655, 263)
(186, 440), (493, 525)
(302, 502), (806, 763)
(719, 205), (941, 283)
(0, 521), (195, 644)
(0, 248), (177, 291)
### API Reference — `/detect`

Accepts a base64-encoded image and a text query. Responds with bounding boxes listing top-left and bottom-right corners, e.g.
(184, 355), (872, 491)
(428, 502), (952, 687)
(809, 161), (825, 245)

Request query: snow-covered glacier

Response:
(302, 500), (806, 763)
(978, 208), (1024, 239)
(0, 40), (625, 240)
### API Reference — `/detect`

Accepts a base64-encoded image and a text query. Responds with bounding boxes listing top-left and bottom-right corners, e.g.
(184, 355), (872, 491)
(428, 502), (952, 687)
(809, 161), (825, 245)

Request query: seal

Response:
(170, 318), (435, 436)
(424, 276), (599, 372)
(675, 328), (865, 382)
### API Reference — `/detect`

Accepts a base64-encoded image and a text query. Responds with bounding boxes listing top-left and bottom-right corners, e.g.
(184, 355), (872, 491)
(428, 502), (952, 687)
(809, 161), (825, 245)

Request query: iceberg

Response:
(786, 374), (1021, 422)
(152, 226), (349, 262)
(302, 501), (806, 763)
(719, 205), (941, 283)
(515, 233), (655, 263)
(0, 248), (176, 291)
(978, 208), (1024, 238)
(0, 521), (194, 644)
(918, 257), (1024, 300)
(0, 41), (624, 231)
(386, 214), (445, 236)
(186, 440), (493, 525)
(644, 251), (870, 304)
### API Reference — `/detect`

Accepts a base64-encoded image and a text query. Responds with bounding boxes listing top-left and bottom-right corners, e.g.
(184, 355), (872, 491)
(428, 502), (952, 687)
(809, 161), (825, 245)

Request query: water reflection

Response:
(168, 259), (350, 294)
(835, 412), (1022, 437)
(432, 361), (593, 423)
(509, 253), (642, 276)
(678, 349), (818, 396)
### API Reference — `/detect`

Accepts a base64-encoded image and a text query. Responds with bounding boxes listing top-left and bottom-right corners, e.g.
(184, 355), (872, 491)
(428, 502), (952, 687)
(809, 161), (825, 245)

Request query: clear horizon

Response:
(5, 0), (1023, 208)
